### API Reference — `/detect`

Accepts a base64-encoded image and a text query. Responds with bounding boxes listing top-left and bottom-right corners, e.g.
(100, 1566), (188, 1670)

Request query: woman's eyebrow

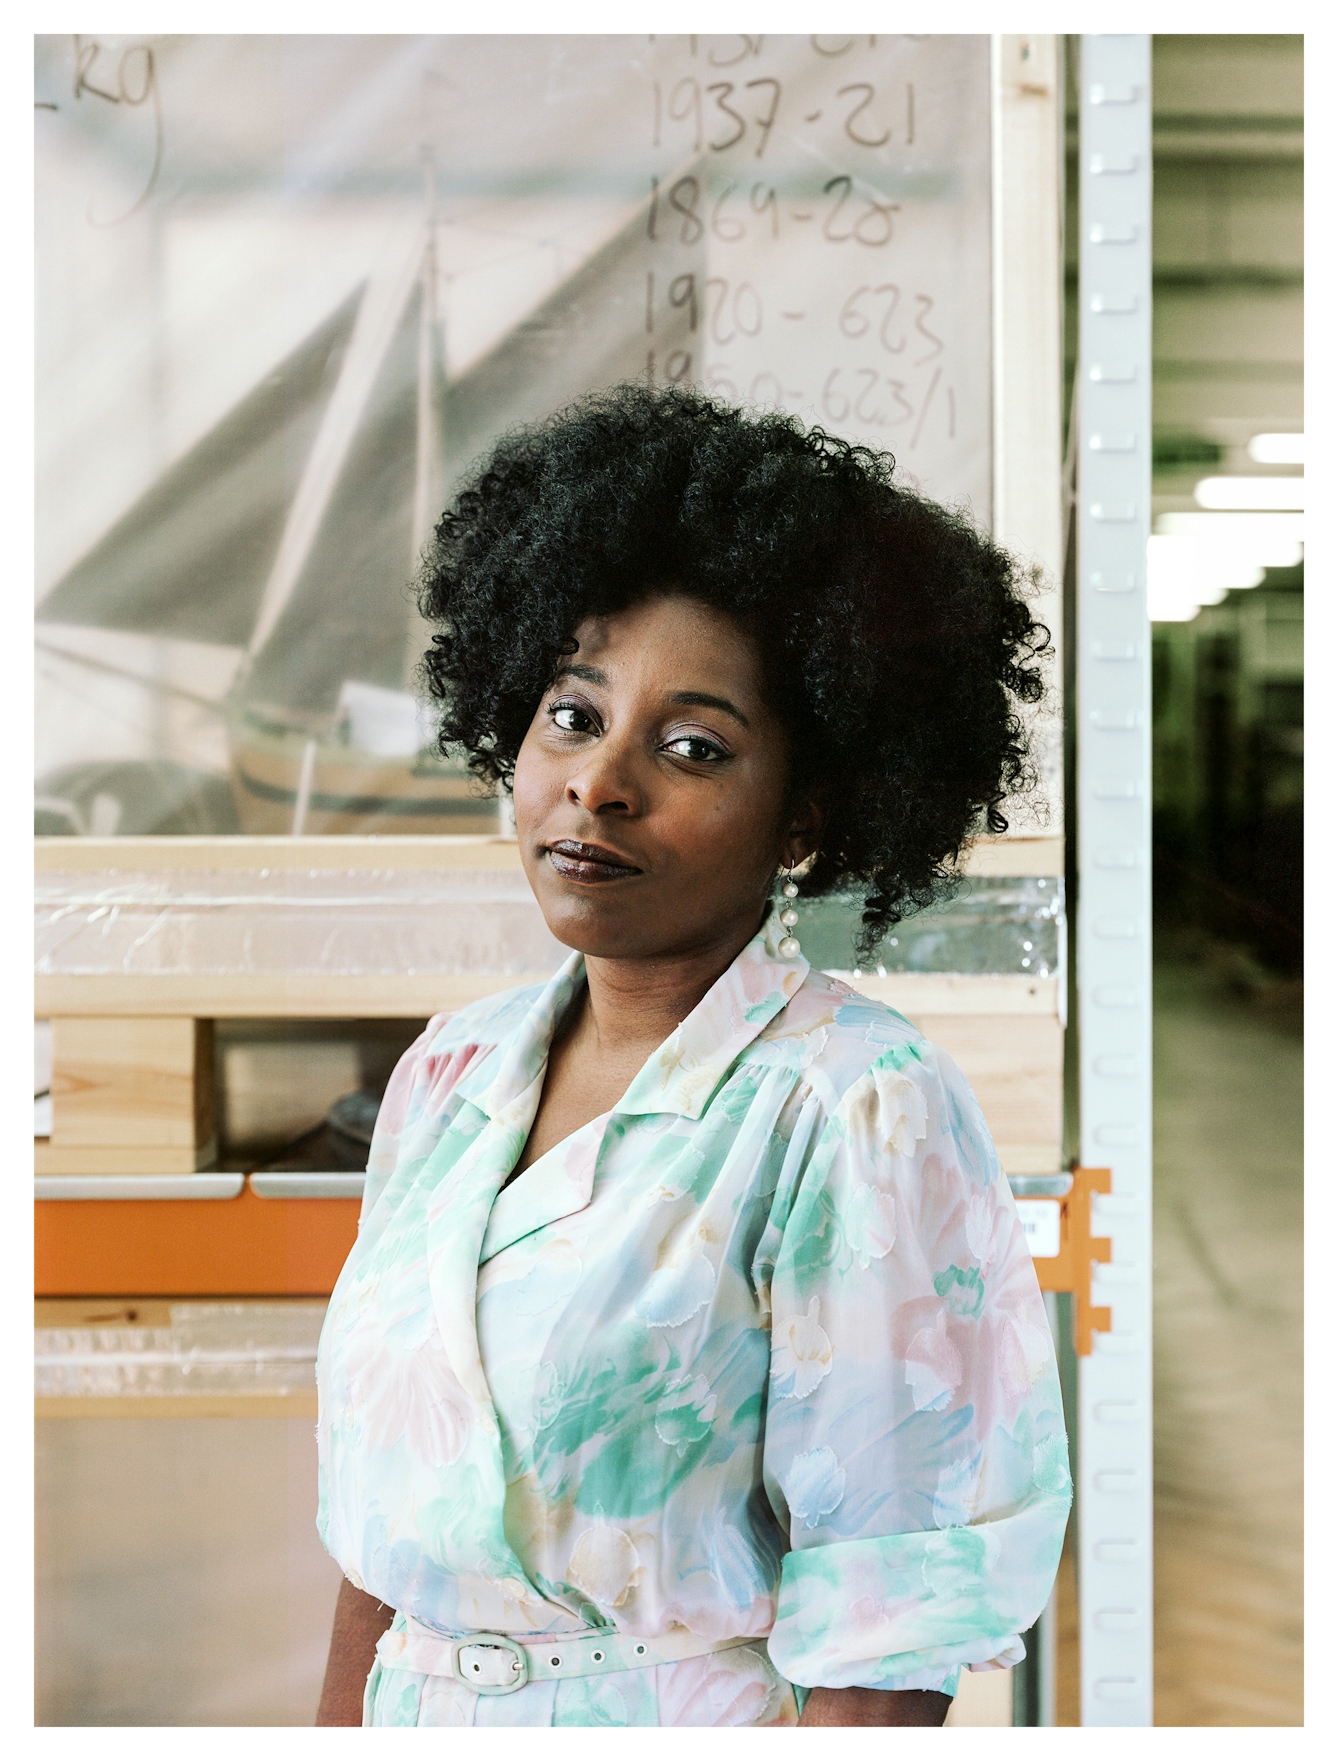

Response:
(669, 690), (750, 729)
(552, 663), (607, 687)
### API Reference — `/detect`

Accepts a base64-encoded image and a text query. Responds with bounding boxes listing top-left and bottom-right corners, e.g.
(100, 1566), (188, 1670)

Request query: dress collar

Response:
(464, 950), (585, 1123)
(609, 909), (809, 1120)
(459, 910), (808, 1125)
(454, 915), (809, 1119)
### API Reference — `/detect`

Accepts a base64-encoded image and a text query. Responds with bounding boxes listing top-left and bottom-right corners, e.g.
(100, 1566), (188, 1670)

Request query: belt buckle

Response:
(451, 1633), (529, 1696)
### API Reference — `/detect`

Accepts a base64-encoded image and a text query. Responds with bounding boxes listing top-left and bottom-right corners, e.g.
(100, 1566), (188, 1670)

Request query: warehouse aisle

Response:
(1150, 952), (1303, 1725)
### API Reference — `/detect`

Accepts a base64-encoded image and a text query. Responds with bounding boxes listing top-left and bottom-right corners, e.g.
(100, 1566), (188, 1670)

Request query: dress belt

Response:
(376, 1611), (760, 1697)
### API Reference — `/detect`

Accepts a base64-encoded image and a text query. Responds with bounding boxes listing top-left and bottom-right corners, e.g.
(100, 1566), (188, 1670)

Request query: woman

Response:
(315, 385), (1071, 1728)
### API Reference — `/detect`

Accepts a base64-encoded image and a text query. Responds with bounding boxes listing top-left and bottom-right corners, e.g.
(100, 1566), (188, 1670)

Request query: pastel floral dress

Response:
(316, 916), (1071, 1727)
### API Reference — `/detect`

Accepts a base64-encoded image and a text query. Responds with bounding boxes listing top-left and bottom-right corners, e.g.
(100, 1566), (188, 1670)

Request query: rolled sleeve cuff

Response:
(765, 1496), (1068, 1693)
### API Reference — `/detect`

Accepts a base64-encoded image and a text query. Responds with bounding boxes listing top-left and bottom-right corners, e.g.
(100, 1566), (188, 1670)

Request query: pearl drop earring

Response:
(778, 862), (802, 960)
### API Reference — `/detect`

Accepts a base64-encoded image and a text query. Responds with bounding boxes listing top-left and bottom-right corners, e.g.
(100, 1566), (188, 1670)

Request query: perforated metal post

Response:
(1075, 34), (1154, 1726)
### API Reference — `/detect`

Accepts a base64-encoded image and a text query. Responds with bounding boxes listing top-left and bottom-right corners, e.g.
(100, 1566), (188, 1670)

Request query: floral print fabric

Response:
(316, 915), (1071, 1726)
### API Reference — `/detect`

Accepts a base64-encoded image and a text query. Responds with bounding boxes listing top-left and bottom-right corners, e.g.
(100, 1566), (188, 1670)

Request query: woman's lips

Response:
(544, 839), (643, 883)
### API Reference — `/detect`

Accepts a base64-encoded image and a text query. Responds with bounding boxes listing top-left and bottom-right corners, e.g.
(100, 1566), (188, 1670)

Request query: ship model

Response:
(37, 189), (694, 838)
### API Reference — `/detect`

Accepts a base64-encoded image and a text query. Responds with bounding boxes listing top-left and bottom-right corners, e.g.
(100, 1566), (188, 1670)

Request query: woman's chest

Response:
(329, 1109), (789, 1496)
(474, 1191), (776, 1512)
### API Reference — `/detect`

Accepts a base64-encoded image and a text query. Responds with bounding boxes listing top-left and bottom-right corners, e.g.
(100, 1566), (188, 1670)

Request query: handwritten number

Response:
(744, 79), (781, 157)
(818, 370), (926, 431)
(838, 84), (890, 148)
(823, 175), (896, 247)
(839, 286), (870, 338)
(854, 198), (897, 248)
(711, 183), (744, 241)
(669, 177), (704, 245)
(822, 176), (854, 242)
(822, 369), (849, 423)
(706, 278), (733, 346)
(875, 284), (905, 352)
(669, 273), (699, 332)
(704, 279), (763, 345)
(910, 367), (942, 447)
(913, 294), (944, 364)
(750, 183), (779, 238)
(710, 35), (763, 68)
(707, 83), (747, 152)
(669, 78), (703, 152)
(665, 350), (694, 384)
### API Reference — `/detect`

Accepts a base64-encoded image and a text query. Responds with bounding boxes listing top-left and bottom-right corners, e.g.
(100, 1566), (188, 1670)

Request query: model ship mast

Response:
(37, 173), (690, 838)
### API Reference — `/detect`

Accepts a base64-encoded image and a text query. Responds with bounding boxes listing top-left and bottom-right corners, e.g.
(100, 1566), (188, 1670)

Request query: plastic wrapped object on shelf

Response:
(35, 1302), (325, 1399)
(784, 876), (1063, 977)
(36, 859), (566, 983)
(37, 862), (1061, 983)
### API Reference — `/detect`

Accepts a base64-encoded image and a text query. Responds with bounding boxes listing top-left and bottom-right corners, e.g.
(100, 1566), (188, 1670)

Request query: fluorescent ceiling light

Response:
(1148, 582), (1229, 622)
(1247, 432), (1304, 466)
(1148, 529), (1302, 571)
(1147, 536), (1267, 592)
(1194, 475), (1304, 511)
(1156, 511), (1304, 556)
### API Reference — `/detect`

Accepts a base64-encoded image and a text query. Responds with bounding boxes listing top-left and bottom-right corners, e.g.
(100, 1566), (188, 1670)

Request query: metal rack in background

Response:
(1074, 32), (1154, 1728)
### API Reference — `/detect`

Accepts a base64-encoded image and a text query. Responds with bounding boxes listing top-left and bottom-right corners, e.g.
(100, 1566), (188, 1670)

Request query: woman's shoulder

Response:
(415, 977), (552, 1059)
(765, 968), (1000, 1181)
(367, 978), (549, 1161)
(767, 967), (970, 1110)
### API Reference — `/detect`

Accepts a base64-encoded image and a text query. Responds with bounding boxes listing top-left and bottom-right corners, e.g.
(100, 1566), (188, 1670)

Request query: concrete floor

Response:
(1149, 952), (1303, 1725)
(35, 1416), (342, 1726)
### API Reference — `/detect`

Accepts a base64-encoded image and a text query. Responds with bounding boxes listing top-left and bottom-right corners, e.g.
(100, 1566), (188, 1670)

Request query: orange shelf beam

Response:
(35, 1186), (359, 1297)
(1032, 1164), (1113, 1354)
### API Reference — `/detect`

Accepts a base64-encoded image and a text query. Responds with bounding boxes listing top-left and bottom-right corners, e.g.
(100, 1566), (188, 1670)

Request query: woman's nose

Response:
(565, 737), (645, 816)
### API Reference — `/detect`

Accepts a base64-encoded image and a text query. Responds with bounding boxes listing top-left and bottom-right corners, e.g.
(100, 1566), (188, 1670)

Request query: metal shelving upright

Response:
(1074, 32), (1154, 1728)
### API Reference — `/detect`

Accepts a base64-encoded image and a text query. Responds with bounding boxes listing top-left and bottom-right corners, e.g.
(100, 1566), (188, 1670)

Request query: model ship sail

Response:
(37, 291), (362, 649)
(37, 193), (696, 835)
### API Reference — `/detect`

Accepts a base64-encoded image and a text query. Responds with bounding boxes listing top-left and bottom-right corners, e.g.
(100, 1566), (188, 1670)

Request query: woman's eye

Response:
(664, 735), (725, 763)
(551, 704), (595, 734)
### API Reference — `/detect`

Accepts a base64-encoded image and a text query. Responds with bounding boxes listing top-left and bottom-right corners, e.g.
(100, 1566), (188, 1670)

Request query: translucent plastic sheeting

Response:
(38, 865), (1060, 979)
(37, 866), (565, 977)
(36, 33), (993, 833)
(35, 1302), (326, 1398)
(804, 877), (1064, 977)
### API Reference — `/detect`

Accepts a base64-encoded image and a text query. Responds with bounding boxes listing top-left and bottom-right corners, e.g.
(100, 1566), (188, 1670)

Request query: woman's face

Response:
(513, 594), (815, 963)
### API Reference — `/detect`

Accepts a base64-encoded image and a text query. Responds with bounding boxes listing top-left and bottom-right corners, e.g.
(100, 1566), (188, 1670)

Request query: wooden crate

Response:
(40, 1017), (215, 1174)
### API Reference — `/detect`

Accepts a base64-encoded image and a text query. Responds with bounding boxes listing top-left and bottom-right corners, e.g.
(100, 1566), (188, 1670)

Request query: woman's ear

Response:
(784, 795), (826, 873)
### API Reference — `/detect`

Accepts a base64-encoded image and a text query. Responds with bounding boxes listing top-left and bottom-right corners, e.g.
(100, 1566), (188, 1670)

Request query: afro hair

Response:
(417, 382), (1050, 958)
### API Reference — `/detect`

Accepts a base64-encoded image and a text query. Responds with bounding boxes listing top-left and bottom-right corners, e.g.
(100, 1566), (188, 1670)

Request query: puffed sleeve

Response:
(358, 1021), (433, 1223)
(762, 1041), (1072, 1695)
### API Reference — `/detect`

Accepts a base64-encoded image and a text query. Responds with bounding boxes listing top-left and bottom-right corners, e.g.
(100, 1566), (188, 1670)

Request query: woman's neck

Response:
(511, 908), (768, 1180)
(577, 913), (764, 1060)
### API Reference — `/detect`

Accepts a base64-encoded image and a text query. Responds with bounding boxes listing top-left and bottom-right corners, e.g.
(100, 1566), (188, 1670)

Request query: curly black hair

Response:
(417, 383), (1049, 958)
